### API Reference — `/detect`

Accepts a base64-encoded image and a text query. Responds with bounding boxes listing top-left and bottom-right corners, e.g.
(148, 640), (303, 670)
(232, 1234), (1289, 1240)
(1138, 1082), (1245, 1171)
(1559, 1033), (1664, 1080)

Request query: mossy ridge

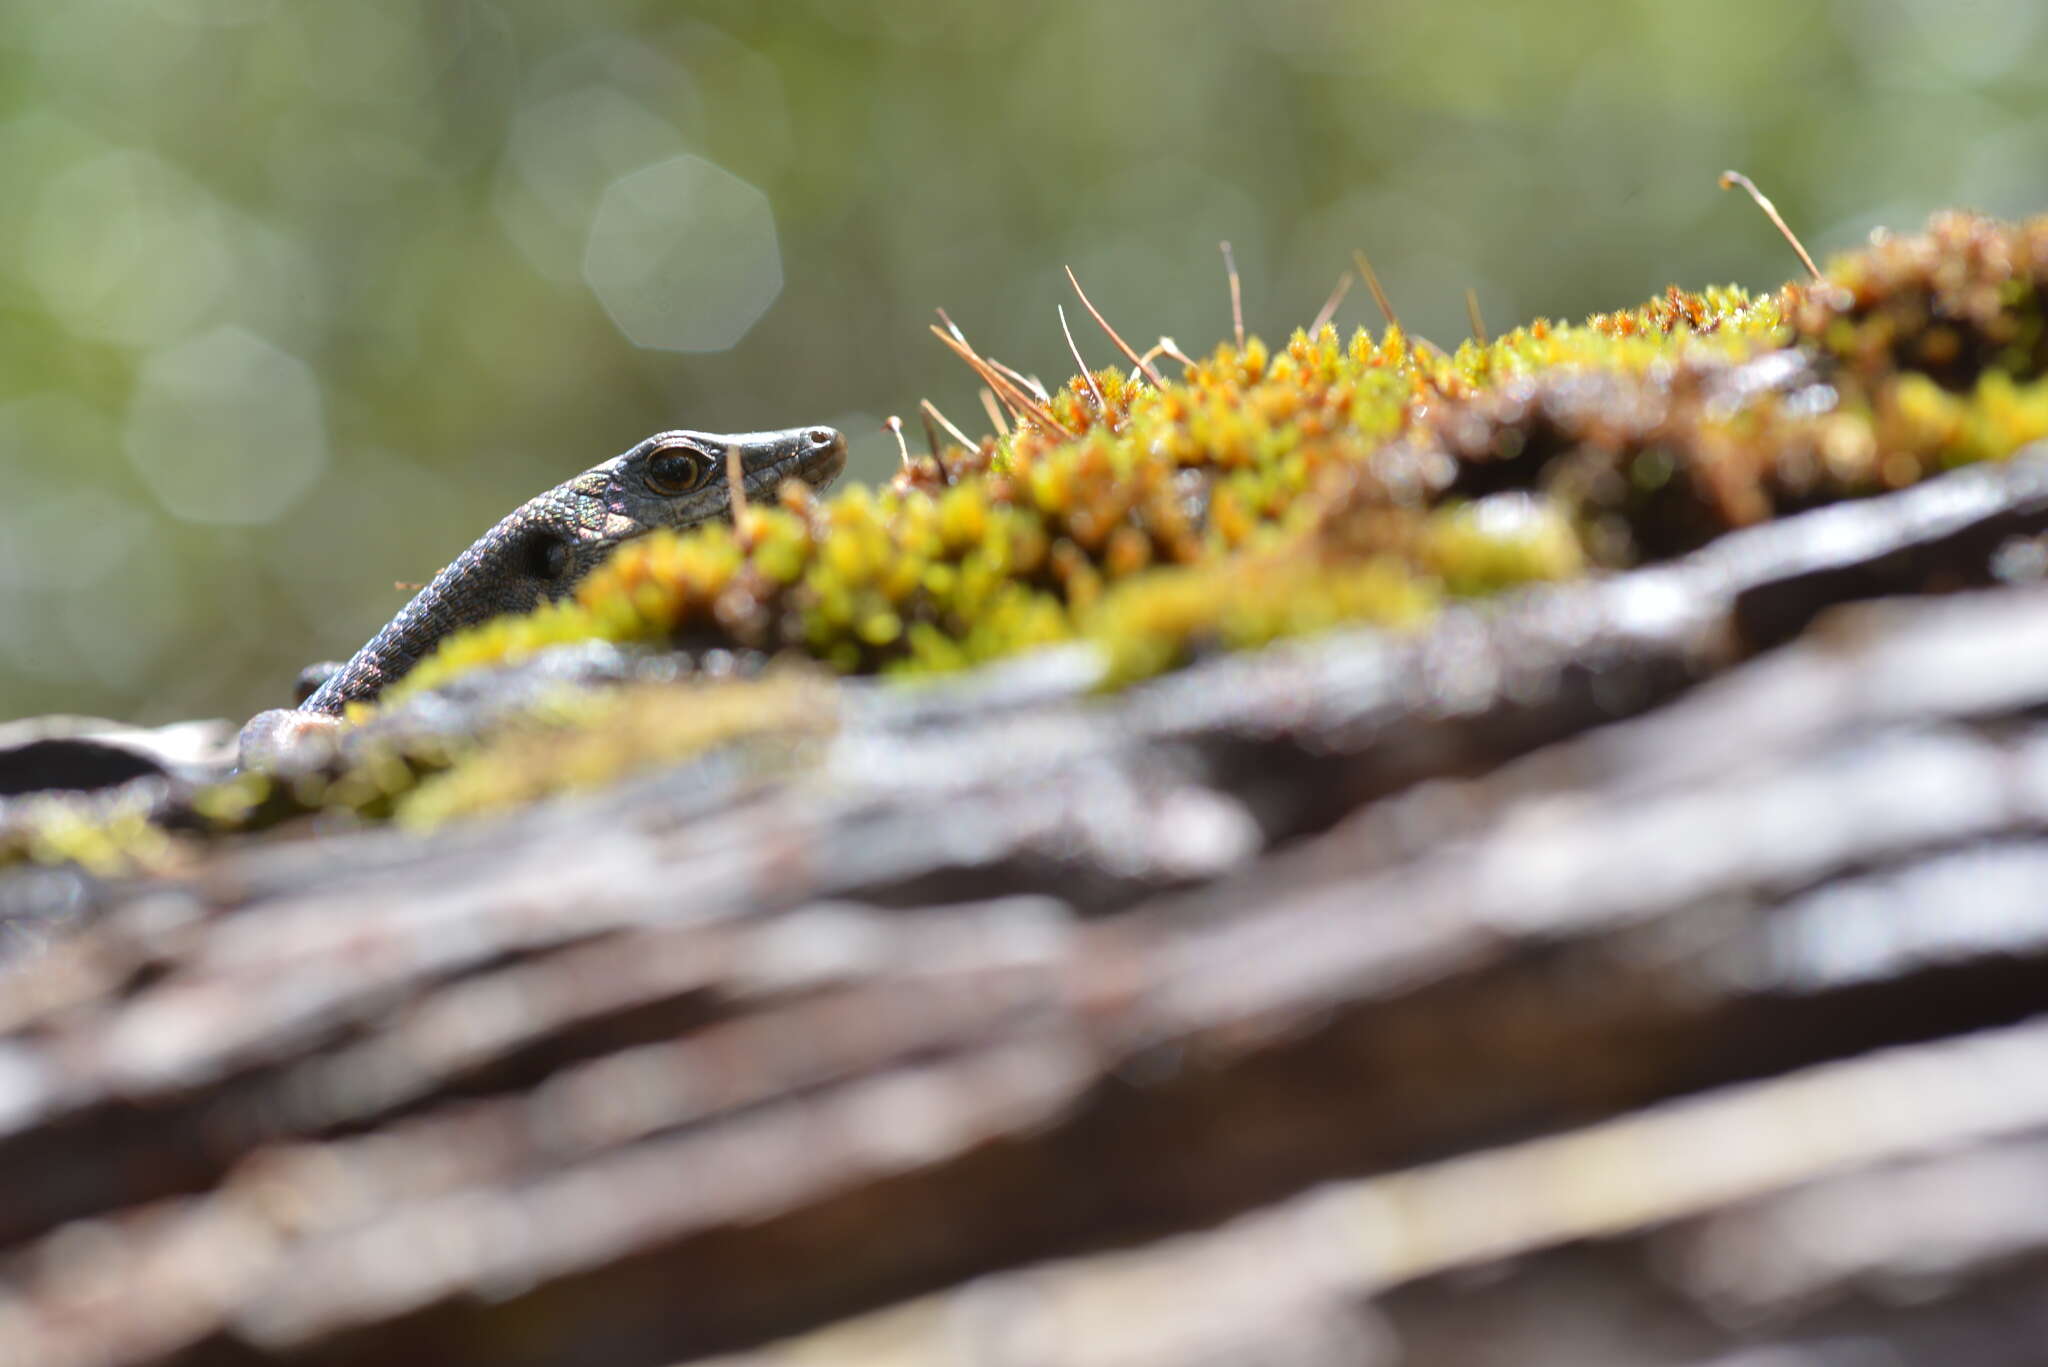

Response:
(393, 673), (837, 829)
(1406, 213), (2048, 565)
(0, 671), (837, 874)
(0, 785), (178, 878)
(393, 287), (1787, 704)
(15, 211), (2048, 867)
(1786, 210), (2048, 391)
(394, 216), (2048, 700)
(1087, 492), (1584, 687)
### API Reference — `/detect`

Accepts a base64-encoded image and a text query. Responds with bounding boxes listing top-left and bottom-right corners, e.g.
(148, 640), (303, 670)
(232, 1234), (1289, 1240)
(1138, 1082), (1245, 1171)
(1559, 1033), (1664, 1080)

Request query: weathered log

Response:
(699, 1016), (2048, 1367)
(5, 460), (2048, 1364)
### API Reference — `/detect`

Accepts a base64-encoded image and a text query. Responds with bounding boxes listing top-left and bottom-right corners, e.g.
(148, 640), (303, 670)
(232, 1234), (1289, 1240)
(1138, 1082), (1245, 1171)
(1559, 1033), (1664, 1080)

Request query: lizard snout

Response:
(793, 426), (848, 488)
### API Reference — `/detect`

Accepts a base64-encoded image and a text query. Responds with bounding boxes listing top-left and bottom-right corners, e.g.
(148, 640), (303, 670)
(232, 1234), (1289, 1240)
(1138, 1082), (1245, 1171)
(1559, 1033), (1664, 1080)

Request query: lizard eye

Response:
(644, 446), (713, 497)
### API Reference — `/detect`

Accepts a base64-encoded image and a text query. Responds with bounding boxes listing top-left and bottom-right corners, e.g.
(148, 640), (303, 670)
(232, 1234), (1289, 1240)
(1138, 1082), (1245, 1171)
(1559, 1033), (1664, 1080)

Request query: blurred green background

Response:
(2, 0), (2044, 724)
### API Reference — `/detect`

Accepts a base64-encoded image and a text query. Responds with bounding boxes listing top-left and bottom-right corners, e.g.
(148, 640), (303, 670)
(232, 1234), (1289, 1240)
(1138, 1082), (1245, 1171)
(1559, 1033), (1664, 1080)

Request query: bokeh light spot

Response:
(497, 86), (687, 282)
(125, 327), (328, 526)
(138, 0), (276, 26)
(582, 154), (782, 353)
(26, 151), (234, 348)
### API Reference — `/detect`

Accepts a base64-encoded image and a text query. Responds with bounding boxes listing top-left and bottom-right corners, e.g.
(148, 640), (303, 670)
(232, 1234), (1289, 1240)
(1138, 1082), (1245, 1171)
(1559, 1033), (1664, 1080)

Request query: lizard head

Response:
(514, 424), (847, 592)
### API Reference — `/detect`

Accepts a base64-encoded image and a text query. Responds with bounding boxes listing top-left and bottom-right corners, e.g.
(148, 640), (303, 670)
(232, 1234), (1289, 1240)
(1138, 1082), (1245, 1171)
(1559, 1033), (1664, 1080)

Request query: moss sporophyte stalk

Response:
(15, 209), (2048, 858)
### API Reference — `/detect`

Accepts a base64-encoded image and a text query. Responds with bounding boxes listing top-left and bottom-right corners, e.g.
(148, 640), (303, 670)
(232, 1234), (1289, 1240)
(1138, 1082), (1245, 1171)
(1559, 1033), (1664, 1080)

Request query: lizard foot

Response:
(292, 662), (345, 705)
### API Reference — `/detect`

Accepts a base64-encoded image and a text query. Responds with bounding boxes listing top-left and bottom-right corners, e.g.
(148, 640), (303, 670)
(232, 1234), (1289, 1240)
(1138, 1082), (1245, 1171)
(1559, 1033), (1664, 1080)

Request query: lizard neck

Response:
(297, 507), (565, 715)
(286, 425), (845, 719)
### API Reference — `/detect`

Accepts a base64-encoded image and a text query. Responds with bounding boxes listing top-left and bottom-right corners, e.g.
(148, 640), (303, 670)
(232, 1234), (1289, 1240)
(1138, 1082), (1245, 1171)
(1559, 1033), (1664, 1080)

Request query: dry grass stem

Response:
(1064, 265), (1167, 387)
(928, 325), (1073, 435)
(1352, 246), (1401, 331)
(724, 442), (752, 541)
(1057, 304), (1107, 412)
(1310, 270), (1354, 335)
(986, 355), (1053, 402)
(979, 388), (1011, 436)
(920, 398), (979, 452)
(1465, 287), (1489, 345)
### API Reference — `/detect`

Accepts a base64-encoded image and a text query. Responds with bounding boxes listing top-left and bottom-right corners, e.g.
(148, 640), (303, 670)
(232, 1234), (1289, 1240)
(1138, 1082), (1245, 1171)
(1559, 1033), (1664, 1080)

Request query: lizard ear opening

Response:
(523, 532), (574, 582)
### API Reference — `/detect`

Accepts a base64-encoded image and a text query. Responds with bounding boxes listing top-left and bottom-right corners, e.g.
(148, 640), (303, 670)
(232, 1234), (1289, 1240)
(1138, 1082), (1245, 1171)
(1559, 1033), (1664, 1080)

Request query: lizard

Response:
(237, 424), (846, 771)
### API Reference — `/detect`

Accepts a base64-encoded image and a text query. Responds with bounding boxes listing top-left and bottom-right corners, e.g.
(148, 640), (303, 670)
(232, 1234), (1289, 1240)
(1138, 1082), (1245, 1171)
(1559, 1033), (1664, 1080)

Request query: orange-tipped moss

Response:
(251, 214), (2048, 740)
(1786, 211), (2048, 389)
(388, 216), (2048, 706)
(15, 209), (2048, 864)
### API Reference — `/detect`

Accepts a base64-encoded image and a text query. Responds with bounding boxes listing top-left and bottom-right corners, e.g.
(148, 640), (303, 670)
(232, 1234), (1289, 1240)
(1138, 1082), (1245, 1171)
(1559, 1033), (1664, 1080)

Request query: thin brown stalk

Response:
(884, 415), (911, 468)
(985, 355), (1052, 402)
(1351, 246), (1401, 331)
(927, 327), (1032, 418)
(1310, 270), (1354, 336)
(1718, 169), (1823, 281)
(1156, 336), (1196, 367)
(1064, 265), (1166, 387)
(1057, 305), (1106, 412)
(979, 388), (1010, 436)
(1219, 240), (1245, 348)
(1464, 287), (1489, 345)
(928, 325), (1073, 435)
(921, 398), (979, 452)
(724, 442), (752, 540)
(941, 315), (1051, 405)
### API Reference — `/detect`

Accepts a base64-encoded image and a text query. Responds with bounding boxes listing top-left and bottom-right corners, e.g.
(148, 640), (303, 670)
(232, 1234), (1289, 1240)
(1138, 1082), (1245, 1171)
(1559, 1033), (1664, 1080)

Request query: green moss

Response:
(1, 787), (178, 877)
(379, 225), (2048, 702)
(1419, 496), (1586, 595)
(394, 673), (836, 829)
(1871, 368), (2048, 468)
(393, 295), (1783, 701)
(1786, 211), (2048, 389)
(1084, 551), (1439, 688)
(17, 209), (2048, 866)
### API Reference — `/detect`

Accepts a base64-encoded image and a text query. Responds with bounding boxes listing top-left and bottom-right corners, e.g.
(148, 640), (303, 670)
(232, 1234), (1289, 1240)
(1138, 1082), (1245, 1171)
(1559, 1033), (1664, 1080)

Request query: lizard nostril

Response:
(805, 427), (838, 450)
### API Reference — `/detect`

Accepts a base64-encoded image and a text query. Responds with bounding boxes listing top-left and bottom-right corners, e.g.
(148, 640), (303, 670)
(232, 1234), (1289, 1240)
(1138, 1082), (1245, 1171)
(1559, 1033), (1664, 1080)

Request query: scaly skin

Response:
(238, 425), (846, 770)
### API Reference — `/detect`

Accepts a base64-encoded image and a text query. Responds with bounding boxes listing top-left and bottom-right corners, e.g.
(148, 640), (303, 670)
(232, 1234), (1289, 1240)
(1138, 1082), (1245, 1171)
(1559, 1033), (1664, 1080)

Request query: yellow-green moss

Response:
(1786, 211), (2048, 390)
(1084, 552), (1439, 688)
(391, 291), (1788, 702)
(394, 673), (836, 829)
(17, 210), (2048, 869)
(2, 788), (178, 877)
(1419, 495), (1586, 595)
